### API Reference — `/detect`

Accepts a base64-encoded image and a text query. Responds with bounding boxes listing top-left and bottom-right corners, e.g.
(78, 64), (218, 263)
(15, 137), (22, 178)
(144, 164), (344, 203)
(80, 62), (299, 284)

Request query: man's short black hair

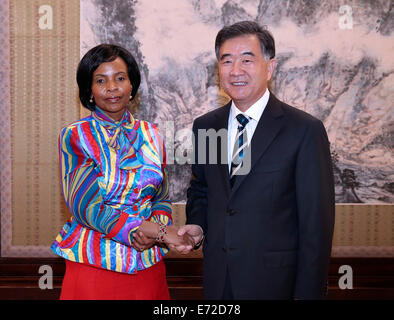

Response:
(76, 44), (141, 111)
(215, 21), (275, 61)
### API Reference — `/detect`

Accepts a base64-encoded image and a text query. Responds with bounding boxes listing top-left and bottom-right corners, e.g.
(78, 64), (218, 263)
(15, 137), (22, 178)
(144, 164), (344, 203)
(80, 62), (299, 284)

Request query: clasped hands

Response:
(131, 224), (203, 255)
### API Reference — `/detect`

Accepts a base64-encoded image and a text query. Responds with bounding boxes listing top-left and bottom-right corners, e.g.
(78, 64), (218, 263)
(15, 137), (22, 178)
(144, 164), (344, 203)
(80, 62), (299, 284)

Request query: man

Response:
(176, 21), (335, 300)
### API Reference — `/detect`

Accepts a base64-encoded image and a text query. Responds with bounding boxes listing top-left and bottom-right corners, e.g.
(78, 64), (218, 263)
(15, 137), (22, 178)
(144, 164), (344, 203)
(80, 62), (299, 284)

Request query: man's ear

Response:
(267, 58), (276, 81)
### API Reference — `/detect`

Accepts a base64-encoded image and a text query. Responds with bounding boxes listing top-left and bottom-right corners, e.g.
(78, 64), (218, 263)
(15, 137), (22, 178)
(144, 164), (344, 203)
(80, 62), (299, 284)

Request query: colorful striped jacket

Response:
(51, 108), (172, 274)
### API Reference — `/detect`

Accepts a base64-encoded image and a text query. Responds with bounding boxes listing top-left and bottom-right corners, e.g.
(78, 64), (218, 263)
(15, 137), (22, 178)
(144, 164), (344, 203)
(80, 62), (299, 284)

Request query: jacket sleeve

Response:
(147, 124), (173, 227)
(59, 125), (143, 247)
(293, 119), (335, 299)
(186, 119), (208, 233)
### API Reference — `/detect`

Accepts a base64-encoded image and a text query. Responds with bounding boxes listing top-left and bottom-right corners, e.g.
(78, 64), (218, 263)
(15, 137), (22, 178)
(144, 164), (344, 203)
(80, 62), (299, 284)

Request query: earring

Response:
(129, 95), (133, 101)
(89, 96), (94, 103)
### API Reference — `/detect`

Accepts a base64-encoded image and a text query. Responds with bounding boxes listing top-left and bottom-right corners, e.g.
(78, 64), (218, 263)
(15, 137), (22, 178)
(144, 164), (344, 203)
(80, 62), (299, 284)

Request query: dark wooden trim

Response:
(327, 257), (394, 299)
(0, 257), (393, 300)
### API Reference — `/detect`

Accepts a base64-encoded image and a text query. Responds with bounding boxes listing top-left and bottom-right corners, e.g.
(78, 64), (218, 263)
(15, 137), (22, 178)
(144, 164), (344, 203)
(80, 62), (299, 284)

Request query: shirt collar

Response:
(93, 107), (134, 129)
(92, 106), (142, 153)
(230, 89), (270, 122)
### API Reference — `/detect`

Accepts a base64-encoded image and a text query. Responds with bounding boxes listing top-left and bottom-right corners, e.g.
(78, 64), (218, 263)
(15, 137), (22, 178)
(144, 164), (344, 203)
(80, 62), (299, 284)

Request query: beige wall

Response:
(0, 1), (393, 257)
(1, 0), (80, 256)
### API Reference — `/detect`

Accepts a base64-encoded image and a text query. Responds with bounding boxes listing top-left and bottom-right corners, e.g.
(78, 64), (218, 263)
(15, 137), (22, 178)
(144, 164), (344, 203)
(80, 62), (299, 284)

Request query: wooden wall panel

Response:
(0, 257), (393, 300)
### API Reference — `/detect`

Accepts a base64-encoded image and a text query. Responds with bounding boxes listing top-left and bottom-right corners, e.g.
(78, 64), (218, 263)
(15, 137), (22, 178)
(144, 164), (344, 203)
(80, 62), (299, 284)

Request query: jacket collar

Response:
(230, 92), (285, 195)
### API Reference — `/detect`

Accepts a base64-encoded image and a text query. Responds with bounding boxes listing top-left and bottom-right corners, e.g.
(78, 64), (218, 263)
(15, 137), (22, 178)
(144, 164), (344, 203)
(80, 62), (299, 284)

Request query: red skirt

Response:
(60, 259), (170, 300)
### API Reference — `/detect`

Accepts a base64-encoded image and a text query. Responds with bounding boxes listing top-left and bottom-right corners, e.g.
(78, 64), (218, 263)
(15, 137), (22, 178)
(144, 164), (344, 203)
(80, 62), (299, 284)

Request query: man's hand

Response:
(168, 224), (203, 254)
(131, 224), (201, 254)
(164, 225), (195, 252)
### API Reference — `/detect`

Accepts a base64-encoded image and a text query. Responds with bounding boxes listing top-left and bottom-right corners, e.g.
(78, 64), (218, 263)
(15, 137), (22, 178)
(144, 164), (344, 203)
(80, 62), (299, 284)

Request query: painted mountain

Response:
(81, 0), (393, 203)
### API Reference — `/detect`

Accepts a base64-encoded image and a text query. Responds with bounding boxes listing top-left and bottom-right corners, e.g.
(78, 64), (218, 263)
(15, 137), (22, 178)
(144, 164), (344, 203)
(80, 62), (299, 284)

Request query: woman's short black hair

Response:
(215, 21), (275, 61)
(76, 44), (141, 111)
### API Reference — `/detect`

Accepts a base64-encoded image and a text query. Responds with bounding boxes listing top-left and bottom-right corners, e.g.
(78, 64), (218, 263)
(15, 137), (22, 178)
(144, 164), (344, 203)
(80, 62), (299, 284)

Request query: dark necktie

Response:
(230, 114), (249, 187)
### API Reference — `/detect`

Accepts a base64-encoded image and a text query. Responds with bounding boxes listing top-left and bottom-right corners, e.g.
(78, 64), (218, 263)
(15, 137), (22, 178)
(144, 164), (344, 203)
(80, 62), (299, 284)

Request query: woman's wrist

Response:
(155, 221), (167, 243)
(138, 220), (161, 239)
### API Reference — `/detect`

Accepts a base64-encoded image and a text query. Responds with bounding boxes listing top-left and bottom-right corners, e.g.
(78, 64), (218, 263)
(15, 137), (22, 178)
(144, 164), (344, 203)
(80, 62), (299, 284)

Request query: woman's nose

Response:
(106, 80), (118, 92)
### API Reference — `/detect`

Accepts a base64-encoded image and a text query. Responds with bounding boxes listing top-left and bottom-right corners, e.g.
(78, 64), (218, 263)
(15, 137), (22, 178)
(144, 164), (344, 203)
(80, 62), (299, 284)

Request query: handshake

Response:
(131, 223), (203, 254)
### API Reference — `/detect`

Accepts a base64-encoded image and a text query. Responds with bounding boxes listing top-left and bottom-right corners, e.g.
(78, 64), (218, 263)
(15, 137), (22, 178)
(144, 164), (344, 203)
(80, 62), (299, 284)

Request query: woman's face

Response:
(91, 57), (132, 121)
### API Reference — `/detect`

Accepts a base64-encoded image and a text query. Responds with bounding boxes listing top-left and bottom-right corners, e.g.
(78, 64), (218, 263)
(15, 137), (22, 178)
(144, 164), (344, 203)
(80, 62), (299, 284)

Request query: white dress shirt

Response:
(227, 89), (270, 171)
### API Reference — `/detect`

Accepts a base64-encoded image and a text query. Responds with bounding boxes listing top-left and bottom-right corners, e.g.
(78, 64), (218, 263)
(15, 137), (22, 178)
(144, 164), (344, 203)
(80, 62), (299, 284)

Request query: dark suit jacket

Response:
(186, 92), (335, 299)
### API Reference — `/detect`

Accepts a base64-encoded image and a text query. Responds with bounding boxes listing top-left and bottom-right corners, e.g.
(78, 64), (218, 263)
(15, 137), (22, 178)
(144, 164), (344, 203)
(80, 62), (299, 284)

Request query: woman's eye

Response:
(96, 79), (104, 84)
(117, 76), (125, 81)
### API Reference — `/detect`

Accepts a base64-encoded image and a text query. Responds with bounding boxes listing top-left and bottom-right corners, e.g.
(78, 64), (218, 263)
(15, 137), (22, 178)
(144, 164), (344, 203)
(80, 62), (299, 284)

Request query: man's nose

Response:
(230, 60), (243, 76)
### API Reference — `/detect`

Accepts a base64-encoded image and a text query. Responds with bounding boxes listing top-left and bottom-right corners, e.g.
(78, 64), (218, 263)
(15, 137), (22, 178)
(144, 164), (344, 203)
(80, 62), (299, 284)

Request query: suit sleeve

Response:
(293, 119), (335, 299)
(59, 126), (143, 247)
(186, 119), (208, 233)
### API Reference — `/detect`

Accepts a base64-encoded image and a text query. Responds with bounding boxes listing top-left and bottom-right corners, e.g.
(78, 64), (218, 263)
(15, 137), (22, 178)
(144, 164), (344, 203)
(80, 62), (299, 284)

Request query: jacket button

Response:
(227, 209), (236, 216)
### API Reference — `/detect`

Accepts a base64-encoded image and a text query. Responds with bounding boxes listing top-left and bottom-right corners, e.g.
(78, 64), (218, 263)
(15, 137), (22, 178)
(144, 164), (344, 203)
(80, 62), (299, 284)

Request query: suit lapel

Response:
(213, 102), (232, 197)
(230, 93), (285, 195)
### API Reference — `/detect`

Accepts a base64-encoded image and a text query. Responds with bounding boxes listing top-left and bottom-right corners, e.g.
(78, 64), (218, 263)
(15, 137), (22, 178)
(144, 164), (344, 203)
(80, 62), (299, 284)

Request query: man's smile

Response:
(231, 81), (248, 86)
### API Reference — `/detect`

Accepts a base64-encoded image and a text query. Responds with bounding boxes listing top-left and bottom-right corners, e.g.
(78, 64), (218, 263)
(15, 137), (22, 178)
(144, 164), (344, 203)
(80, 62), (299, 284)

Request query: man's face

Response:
(218, 34), (275, 111)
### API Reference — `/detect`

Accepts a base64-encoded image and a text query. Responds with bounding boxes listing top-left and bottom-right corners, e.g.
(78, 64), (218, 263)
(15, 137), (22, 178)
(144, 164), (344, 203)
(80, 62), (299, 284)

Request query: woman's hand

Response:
(131, 231), (156, 252)
(131, 222), (195, 253)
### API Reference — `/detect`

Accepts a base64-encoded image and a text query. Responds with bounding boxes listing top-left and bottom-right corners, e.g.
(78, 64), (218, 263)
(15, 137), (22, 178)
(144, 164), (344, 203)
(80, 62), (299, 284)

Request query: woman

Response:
(51, 44), (194, 300)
